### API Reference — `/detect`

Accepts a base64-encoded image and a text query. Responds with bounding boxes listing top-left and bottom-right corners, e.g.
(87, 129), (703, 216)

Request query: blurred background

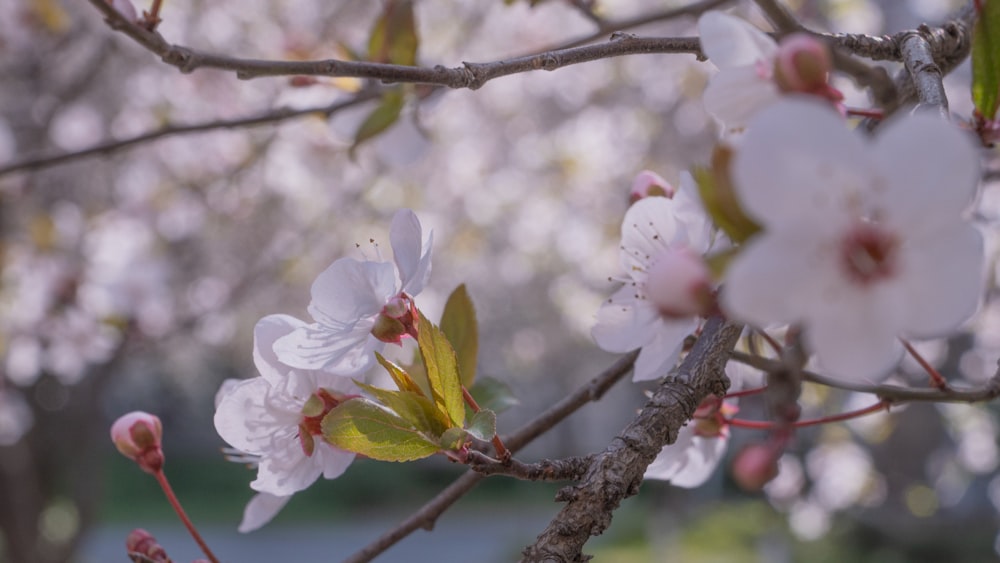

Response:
(3, 0), (1000, 561)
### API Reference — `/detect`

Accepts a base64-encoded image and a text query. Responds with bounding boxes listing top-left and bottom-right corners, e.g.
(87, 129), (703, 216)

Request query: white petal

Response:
(251, 438), (322, 496)
(631, 318), (697, 382)
(252, 314), (304, 386)
(872, 111), (981, 232)
(390, 209), (433, 295)
(734, 99), (869, 229)
(645, 425), (727, 488)
(619, 197), (680, 275)
(238, 493), (292, 533)
(314, 444), (357, 480)
(214, 378), (299, 454)
(898, 224), (984, 337)
(273, 322), (381, 375)
(592, 287), (658, 353)
(806, 291), (905, 382)
(308, 258), (397, 326)
(703, 67), (780, 127)
(674, 171), (714, 252)
(722, 228), (836, 327)
(697, 11), (777, 69)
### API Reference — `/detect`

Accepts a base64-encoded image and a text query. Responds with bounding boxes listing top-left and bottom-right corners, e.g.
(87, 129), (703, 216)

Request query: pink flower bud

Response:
(731, 443), (780, 491)
(646, 246), (714, 318)
(125, 528), (171, 562)
(629, 170), (674, 204)
(773, 34), (832, 94)
(105, 0), (139, 22)
(111, 411), (164, 474)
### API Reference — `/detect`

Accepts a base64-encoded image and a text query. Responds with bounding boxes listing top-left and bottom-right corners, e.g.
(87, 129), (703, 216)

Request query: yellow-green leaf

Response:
(440, 284), (479, 387)
(417, 310), (466, 427)
(693, 147), (761, 243)
(973, 1), (1000, 119)
(367, 0), (419, 66)
(321, 399), (440, 462)
(376, 352), (427, 397)
(354, 380), (449, 435)
(350, 89), (405, 157)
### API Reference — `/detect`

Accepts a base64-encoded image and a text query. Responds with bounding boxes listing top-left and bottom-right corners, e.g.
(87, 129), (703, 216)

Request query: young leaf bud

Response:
(125, 528), (172, 562)
(773, 34), (833, 94)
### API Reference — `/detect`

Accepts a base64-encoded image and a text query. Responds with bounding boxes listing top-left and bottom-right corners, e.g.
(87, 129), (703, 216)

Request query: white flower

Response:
(723, 99), (983, 381)
(698, 11), (780, 129)
(214, 314), (357, 504)
(273, 209), (432, 376)
(238, 493), (292, 534)
(593, 173), (716, 382)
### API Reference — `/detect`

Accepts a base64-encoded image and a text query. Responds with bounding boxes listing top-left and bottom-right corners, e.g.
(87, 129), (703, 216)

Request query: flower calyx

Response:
(111, 411), (165, 474)
(298, 388), (357, 457)
(371, 294), (418, 344)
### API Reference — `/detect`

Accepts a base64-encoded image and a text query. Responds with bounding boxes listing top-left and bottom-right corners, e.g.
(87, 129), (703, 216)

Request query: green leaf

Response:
(353, 381), (450, 435)
(973, 1), (1000, 120)
(350, 89), (405, 157)
(465, 409), (497, 442)
(321, 399), (440, 462)
(376, 352), (427, 397)
(367, 0), (419, 66)
(439, 427), (468, 450)
(417, 310), (466, 427)
(440, 284), (479, 387)
(469, 376), (519, 414)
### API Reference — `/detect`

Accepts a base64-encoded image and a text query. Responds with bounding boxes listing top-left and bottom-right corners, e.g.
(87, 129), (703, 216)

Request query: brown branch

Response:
(466, 451), (594, 481)
(86, 0), (702, 88)
(730, 351), (1000, 404)
(341, 350), (639, 563)
(899, 29), (949, 113)
(522, 316), (743, 562)
(0, 91), (381, 177)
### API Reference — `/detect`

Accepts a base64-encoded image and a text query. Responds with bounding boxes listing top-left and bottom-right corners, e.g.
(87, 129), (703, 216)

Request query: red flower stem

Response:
(152, 470), (220, 563)
(725, 386), (768, 399)
(461, 386), (509, 460)
(755, 329), (783, 356)
(727, 400), (890, 430)
(846, 107), (885, 120)
(900, 338), (949, 390)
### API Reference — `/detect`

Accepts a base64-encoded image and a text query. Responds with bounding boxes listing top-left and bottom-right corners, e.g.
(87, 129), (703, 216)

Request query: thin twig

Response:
(466, 451), (594, 481)
(86, 0), (702, 88)
(341, 350), (639, 563)
(730, 351), (1000, 404)
(0, 91), (381, 177)
(899, 28), (949, 113)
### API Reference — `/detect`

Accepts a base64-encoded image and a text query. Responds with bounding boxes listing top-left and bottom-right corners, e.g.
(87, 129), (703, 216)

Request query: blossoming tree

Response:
(4, 0), (1000, 562)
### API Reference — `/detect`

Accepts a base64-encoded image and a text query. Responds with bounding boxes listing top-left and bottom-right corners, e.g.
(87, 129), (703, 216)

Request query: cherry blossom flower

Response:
(697, 12), (841, 130)
(273, 209), (432, 376)
(214, 314), (357, 519)
(722, 99), (983, 381)
(593, 173), (717, 382)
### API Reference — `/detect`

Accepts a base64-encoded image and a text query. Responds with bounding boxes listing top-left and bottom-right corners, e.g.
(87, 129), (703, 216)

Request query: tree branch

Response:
(521, 316), (743, 562)
(342, 350), (639, 563)
(466, 451), (594, 481)
(899, 29), (949, 113)
(0, 91), (381, 177)
(730, 351), (1000, 404)
(86, 0), (702, 89)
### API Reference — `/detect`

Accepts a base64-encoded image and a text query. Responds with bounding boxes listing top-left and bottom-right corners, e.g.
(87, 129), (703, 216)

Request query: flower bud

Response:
(111, 411), (164, 474)
(773, 34), (833, 94)
(629, 170), (674, 204)
(646, 246), (714, 318)
(731, 443), (780, 491)
(125, 528), (171, 562)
